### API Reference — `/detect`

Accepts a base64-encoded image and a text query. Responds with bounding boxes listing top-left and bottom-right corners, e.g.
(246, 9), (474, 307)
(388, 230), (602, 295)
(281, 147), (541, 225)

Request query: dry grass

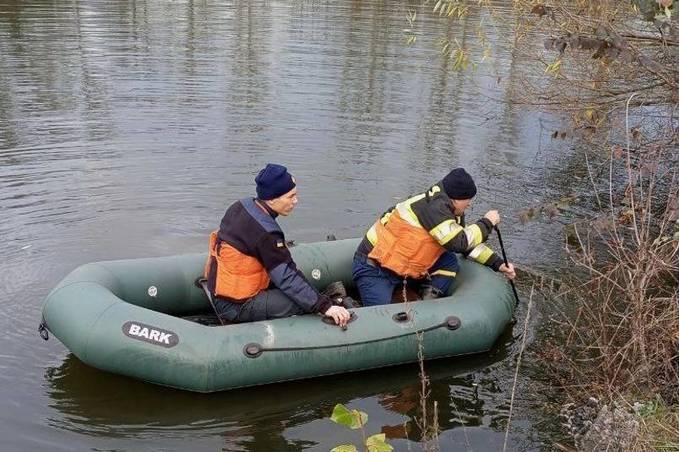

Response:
(418, 0), (679, 445)
(532, 134), (678, 449)
(414, 331), (441, 452)
(634, 397), (679, 451)
(497, 0), (679, 413)
(551, 143), (678, 401)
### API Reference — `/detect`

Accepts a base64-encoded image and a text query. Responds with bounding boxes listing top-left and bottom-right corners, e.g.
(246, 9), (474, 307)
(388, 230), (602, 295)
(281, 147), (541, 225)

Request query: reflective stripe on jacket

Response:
(363, 183), (503, 277)
(368, 211), (444, 278)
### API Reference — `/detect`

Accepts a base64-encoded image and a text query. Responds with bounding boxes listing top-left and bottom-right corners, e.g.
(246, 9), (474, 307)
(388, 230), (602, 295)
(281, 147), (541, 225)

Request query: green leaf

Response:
(366, 433), (393, 452)
(331, 404), (353, 427)
(367, 433), (386, 443)
(330, 404), (368, 430)
(331, 445), (359, 452)
(545, 59), (562, 76)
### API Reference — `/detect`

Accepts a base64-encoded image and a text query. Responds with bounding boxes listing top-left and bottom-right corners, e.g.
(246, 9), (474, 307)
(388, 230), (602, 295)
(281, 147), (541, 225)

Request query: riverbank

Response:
(502, 1), (679, 447)
(529, 151), (678, 449)
(560, 396), (678, 451)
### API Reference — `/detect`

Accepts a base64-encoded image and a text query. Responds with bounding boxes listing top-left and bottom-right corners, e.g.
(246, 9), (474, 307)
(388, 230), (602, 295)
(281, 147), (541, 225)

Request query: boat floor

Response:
(182, 282), (423, 327)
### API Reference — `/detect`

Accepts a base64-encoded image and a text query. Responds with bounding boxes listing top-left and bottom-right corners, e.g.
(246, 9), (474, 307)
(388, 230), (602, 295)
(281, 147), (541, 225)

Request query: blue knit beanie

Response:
(442, 168), (477, 199)
(255, 164), (296, 200)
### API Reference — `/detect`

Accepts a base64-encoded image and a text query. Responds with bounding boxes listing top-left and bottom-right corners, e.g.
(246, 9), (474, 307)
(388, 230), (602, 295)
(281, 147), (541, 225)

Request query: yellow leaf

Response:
(332, 445), (358, 452)
(482, 47), (491, 61)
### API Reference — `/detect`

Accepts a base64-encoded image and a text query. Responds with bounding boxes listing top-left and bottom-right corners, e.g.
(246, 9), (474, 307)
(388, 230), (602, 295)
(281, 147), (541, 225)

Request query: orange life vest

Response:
(368, 211), (444, 278)
(204, 230), (270, 301)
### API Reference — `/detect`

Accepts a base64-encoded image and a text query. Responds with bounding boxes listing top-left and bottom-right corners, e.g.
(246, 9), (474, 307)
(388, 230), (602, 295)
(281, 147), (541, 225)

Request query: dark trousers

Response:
(352, 251), (459, 307)
(214, 289), (306, 323)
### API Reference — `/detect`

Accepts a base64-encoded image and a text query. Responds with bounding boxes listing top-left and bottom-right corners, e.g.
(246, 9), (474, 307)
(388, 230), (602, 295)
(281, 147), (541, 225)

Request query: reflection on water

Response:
(1, 0), (568, 450)
(45, 325), (521, 451)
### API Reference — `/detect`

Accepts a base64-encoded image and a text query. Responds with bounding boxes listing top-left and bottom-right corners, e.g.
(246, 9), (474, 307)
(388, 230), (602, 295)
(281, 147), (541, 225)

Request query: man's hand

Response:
(499, 263), (516, 280)
(484, 210), (500, 226)
(324, 305), (351, 327)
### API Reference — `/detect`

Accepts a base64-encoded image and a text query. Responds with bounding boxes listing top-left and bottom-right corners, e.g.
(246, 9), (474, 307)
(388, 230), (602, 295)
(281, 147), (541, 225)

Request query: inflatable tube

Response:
(41, 238), (514, 392)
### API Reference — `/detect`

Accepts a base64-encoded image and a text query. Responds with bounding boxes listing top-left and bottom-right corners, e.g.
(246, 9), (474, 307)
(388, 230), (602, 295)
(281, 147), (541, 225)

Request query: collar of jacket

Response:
(254, 198), (279, 218)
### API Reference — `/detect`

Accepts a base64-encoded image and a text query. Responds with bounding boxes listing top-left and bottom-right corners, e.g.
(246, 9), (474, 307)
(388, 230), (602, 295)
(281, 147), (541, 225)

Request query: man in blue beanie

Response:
(204, 163), (351, 326)
(352, 167), (516, 306)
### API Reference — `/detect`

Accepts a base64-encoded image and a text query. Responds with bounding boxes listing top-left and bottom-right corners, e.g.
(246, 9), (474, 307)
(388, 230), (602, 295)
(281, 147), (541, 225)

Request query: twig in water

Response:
(451, 398), (473, 451)
(415, 331), (440, 451)
(503, 284), (535, 452)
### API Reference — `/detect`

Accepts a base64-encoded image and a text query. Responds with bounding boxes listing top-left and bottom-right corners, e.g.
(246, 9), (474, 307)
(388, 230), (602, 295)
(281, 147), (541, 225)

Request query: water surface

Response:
(1, 1), (571, 450)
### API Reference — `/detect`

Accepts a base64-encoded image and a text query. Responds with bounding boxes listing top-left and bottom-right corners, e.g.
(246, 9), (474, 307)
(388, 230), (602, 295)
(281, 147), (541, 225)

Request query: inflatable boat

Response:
(40, 238), (515, 392)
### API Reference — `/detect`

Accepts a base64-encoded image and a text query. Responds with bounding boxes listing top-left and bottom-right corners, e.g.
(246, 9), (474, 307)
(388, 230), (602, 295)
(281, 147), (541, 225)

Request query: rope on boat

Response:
(243, 316), (461, 358)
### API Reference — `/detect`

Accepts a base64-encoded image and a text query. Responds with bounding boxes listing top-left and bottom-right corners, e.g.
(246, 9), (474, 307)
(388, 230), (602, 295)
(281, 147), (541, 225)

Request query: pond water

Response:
(1, 1), (574, 450)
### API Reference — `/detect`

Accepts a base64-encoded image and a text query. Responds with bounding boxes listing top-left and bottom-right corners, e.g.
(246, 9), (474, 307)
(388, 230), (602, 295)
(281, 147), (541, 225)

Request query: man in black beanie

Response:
(352, 167), (515, 306)
(204, 163), (351, 326)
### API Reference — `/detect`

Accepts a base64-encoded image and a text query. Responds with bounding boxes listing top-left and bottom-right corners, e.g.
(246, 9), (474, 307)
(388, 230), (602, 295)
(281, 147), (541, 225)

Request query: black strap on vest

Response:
(195, 277), (226, 326)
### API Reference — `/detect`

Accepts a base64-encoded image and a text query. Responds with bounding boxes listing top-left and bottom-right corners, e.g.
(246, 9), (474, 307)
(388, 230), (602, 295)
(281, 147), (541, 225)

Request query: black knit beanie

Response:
(255, 164), (296, 200)
(441, 168), (477, 199)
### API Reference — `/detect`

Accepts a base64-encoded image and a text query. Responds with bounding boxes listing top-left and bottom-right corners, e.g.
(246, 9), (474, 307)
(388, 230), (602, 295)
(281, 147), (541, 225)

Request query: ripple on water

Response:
(1, 0), (567, 450)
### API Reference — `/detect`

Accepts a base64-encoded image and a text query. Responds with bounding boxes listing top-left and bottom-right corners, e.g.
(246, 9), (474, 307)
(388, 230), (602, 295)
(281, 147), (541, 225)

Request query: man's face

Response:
(451, 198), (472, 216)
(268, 187), (298, 216)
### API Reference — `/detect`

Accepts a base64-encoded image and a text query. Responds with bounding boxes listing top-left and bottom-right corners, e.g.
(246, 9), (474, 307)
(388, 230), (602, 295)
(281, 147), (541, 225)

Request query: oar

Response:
(494, 226), (520, 308)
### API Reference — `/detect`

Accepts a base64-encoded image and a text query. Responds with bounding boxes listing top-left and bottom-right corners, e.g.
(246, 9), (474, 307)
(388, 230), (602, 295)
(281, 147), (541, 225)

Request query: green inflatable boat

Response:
(40, 238), (515, 393)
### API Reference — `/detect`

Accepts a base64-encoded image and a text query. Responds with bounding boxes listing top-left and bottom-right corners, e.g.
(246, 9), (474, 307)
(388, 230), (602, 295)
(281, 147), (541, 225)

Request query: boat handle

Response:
(38, 319), (49, 341)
